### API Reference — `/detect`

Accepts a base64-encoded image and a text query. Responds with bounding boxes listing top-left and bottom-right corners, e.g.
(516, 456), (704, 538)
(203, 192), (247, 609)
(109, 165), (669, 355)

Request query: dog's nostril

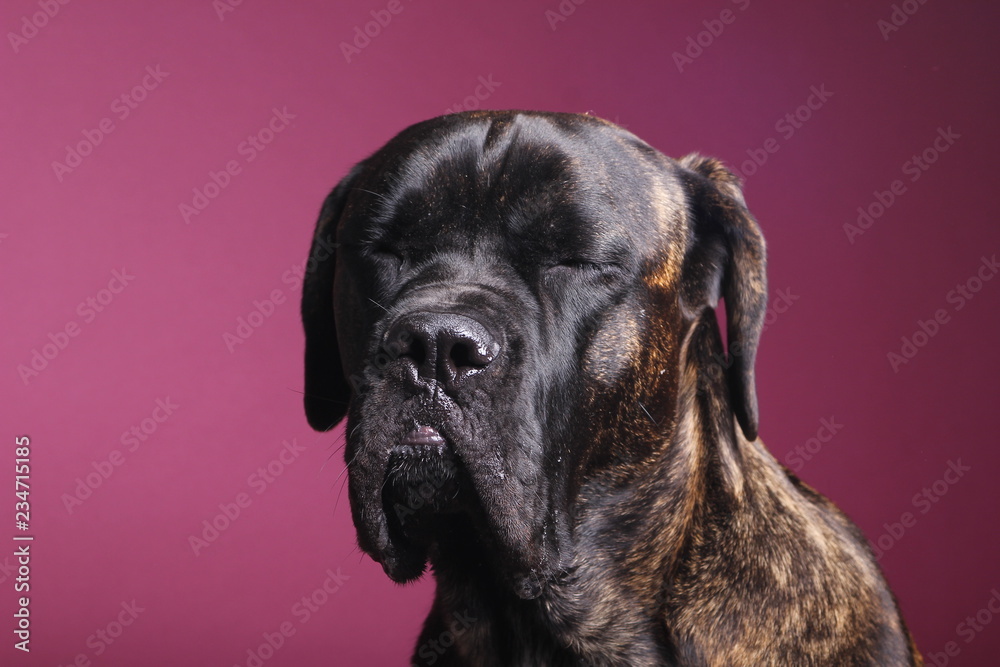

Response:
(450, 342), (474, 369)
(385, 312), (500, 384)
(446, 338), (497, 372)
(403, 337), (426, 367)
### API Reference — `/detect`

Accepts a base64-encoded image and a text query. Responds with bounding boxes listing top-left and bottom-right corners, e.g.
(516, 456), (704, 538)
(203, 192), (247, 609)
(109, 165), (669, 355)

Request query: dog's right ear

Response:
(677, 154), (767, 442)
(301, 166), (362, 431)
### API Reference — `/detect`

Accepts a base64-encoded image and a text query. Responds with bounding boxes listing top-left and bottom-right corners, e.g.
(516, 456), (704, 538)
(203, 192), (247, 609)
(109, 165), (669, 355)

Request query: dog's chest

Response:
(442, 577), (670, 666)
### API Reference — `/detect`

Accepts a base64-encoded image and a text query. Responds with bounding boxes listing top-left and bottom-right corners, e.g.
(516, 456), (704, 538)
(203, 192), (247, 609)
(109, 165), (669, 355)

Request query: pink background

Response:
(2, 0), (998, 665)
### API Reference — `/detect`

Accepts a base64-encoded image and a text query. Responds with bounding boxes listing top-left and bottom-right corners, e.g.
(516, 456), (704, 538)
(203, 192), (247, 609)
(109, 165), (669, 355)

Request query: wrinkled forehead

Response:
(343, 112), (689, 266)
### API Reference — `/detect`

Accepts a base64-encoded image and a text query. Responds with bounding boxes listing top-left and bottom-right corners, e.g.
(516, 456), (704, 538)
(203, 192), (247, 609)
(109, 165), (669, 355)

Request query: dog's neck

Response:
(417, 313), (752, 665)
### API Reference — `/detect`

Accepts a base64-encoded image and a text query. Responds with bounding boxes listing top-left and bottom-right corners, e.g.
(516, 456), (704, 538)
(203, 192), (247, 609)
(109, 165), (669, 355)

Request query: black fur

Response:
(301, 111), (921, 666)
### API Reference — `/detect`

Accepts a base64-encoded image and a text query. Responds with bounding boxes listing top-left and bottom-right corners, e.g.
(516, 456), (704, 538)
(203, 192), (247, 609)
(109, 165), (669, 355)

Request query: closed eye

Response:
(555, 259), (607, 270)
(367, 242), (404, 263)
(359, 243), (405, 275)
(546, 260), (627, 282)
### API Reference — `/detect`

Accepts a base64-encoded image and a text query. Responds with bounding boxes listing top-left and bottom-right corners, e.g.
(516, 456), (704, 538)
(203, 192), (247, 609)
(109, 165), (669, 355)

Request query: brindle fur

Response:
(301, 110), (921, 666)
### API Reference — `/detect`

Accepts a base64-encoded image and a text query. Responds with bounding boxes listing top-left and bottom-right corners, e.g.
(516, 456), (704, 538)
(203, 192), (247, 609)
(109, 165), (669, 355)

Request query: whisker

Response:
(354, 187), (391, 204)
(368, 298), (391, 313)
(332, 471), (351, 517)
(332, 450), (359, 485)
(638, 401), (659, 425)
(319, 439), (347, 472)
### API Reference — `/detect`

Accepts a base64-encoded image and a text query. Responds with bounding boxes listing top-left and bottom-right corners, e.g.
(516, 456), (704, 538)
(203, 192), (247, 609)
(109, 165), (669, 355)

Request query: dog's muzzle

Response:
(378, 311), (502, 540)
(383, 425), (467, 543)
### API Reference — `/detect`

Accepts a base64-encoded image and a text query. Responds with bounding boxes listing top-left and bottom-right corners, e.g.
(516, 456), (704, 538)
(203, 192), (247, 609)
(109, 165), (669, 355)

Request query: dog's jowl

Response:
(301, 110), (921, 666)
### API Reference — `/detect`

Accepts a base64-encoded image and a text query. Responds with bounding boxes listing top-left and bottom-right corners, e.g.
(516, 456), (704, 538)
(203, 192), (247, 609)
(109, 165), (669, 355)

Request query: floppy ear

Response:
(301, 166), (363, 431)
(677, 154), (767, 441)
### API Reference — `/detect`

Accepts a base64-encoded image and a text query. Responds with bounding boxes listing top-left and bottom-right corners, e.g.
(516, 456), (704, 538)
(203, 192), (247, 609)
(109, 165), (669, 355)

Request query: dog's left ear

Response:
(301, 165), (363, 431)
(677, 155), (767, 441)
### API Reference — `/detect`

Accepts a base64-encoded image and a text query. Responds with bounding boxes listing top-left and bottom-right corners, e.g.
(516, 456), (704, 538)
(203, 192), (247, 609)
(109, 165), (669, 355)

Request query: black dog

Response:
(302, 110), (921, 665)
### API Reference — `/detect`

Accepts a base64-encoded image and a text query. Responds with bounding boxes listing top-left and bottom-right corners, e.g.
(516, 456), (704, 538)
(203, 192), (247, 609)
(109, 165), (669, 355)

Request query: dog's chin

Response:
(378, 427), (463, 577)
(352, 425), (560, 600)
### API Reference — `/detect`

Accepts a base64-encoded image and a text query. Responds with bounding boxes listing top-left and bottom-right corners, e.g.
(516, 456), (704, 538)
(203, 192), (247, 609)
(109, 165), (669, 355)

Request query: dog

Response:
(301, 110), (921, 666)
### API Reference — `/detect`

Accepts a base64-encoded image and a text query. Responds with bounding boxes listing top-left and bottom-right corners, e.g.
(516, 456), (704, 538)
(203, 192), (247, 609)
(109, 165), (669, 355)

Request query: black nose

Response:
(384, 312), (501, 385)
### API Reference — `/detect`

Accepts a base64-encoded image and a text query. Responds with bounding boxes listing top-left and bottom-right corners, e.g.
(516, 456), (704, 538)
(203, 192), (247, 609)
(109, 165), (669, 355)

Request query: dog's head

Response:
(302, 111), (766, 599)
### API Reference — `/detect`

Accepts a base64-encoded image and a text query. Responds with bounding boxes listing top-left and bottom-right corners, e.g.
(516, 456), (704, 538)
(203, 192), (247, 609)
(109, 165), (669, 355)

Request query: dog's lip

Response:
(399, 425), (447, 447)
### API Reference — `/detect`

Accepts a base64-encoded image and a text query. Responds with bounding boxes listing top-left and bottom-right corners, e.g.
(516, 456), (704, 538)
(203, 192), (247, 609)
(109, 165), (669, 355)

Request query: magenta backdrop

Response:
(2, 0), (998, 665)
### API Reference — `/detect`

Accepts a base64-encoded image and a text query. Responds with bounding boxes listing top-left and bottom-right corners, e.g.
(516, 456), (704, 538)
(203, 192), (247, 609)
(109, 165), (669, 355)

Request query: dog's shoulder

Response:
(659, 440), (917, 665)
